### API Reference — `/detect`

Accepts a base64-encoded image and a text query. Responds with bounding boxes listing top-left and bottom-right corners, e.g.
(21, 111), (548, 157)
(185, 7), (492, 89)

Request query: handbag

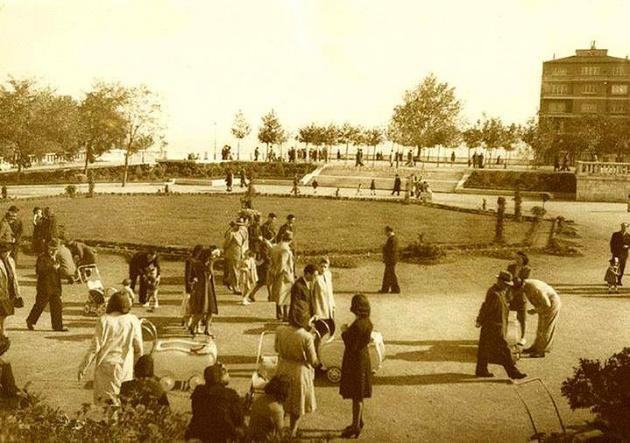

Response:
(12, 297), (24, 308)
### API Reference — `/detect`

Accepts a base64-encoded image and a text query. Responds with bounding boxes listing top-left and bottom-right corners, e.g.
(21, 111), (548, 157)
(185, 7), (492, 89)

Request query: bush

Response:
(401, 234), (446, 263)
(65, 185), (77, 198)
(464, 170), (576, 193)
(0, 392), (190, 442)
(561, 347), (630, 439)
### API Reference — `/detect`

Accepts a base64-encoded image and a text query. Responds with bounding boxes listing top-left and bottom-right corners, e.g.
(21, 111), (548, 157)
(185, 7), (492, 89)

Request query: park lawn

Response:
(12, 194), (533, 252)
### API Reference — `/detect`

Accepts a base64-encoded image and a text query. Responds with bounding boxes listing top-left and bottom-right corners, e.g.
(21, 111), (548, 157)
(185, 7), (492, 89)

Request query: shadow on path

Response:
(372, 372), (511, 386)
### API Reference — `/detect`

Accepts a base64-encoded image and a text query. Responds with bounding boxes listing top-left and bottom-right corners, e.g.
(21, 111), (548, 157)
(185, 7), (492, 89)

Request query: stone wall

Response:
(576, 174), (630, 202)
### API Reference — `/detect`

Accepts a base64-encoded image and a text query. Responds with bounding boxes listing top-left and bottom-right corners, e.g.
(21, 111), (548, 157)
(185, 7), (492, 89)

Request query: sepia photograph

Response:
(0, 0), (629, 441)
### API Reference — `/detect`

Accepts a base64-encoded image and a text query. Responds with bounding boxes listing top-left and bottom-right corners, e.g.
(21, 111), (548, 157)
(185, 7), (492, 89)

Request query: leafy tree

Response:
(298, 123), (317, 161)
(231, 110), (251, 160)
(462, 120), (483, 162)
(77, 81), (127, 174)
(119, 85), (165, 187)
(257, 110), (284, 160)
(338, 122), (360, 164)
(389, 73), (462, 159)
(363, 127), (383, 166)
(0, 78), (79, 177)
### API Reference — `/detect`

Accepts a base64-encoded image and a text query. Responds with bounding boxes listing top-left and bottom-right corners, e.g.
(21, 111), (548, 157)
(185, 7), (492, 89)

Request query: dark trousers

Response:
(615, 254), (627, 284)
(129, 269), (149, 304)
(27, 292), (64, 330)
(476, 324), (517, 376)
(10, 244), (19, 266)
(381, 262), (400, 293)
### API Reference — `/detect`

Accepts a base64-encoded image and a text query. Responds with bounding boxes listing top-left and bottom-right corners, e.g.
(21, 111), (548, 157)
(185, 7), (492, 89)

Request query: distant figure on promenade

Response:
(370, 179), (376, 195)
(553, 154), (560, 172)
(291, 175), (300, 196)
(311, 179), (319, 194)
(475, 271), (526, 380)
(450, 151), (456, 166)
(521, 279), (561, 358)
(239, 168), (247, 188)
(472, 152), (478, 169)
(226, 170), (234, 192)
(609, 223), (630, 286)
(391, 174), (401, 196)
(560, 152), (570, 171)
(379, 226), (400, 294)
(254, 146), (260, 161)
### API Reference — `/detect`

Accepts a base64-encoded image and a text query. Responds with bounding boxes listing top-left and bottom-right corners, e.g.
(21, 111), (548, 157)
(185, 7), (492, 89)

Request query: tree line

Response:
(0, 78), (164, 185)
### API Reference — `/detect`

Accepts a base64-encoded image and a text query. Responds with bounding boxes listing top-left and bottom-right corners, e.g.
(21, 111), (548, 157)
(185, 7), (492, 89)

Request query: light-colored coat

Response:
(312, 272), (335, 320)
(522, 279), (562, 353)
(269, 242), (294, 306)
(78, 313), (143, 404)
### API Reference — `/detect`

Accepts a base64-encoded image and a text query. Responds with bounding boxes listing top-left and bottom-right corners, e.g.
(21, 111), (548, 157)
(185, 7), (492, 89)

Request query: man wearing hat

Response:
(475, 271), (526, 379)
(610, 223), (630, 285)
(26, 238), (67, 332)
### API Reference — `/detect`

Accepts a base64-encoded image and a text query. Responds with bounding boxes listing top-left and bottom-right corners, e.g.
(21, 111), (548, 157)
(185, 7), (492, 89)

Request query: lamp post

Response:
(213, 121), (217, 161)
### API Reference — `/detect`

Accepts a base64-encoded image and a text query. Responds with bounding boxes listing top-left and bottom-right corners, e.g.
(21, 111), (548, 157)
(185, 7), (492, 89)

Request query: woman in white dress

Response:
(78, 292), (143, 405)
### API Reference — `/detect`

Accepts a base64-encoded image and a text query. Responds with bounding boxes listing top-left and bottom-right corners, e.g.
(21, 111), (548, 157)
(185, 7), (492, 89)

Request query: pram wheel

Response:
(326, 366), (342, 384)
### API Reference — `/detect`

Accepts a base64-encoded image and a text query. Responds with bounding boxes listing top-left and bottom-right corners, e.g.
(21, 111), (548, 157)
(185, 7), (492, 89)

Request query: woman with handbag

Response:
(0, 241), (22, 339)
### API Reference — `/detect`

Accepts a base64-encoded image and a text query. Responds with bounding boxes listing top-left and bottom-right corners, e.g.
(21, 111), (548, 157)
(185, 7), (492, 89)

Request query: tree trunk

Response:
(83, 148), (90, 175)
(345, 143), (349, 164)
(122, 150), (130, 187)
(237, 139), (241, 161)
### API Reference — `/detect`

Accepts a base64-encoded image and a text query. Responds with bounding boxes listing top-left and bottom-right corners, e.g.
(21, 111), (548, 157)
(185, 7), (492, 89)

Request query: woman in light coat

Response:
(269, 232), (294, 321)
(521, 279), (562, 358)
(0, 241), (20, 338)
(223, 222), (245, 294)
(78, 292), (143, 405)
(312, 258), (335, 332)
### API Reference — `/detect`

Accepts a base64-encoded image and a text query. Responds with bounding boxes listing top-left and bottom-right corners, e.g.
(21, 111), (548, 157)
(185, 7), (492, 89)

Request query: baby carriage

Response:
(78, 265), (114, 316)
(141, 319), (218, 392)
(245, 319), (386, 407)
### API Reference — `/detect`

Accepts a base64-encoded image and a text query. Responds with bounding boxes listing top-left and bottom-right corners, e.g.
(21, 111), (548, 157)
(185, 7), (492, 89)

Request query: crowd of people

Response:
(0, 199), (573, 442)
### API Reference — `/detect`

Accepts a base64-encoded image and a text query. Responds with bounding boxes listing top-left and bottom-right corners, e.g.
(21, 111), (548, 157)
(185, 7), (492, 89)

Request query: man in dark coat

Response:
(379, 226), (400, 293)
(289, 264), (317, 321)
(391, 174), (402, 196)
(40, 207), (58, 249)
(276, 214), (295, 244)
(261, 213), (277, 242)
(610, 223), (630, 285)
(26, 239), (67, 332)
(129, 250), (161, 304)
(6, 206), (22, 264)
(226, 170), (233, 192)
(67, 240), (97, 267)
(475, 271), (526, 379)
(185, 363), (244, 443)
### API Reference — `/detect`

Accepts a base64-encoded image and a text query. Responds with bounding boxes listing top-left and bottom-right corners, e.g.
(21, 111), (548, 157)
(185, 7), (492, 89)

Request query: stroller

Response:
(78, 265), (113, 316)
(245, 319), (386, 407)
(141, 319), (218, 392)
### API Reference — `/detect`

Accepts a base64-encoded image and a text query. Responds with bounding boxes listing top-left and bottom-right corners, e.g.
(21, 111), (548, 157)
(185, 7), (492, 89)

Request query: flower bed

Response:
(463, 170), (576, 193)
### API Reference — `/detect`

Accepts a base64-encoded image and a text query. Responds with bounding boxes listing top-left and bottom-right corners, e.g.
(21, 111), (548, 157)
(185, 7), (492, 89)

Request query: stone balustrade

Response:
(577, 161), (630, 176)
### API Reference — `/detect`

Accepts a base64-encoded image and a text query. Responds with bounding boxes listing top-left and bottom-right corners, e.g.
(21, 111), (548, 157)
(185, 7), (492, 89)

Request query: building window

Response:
(583, 84), (597, 94)
(550, 84), (569, 94)
(552, 67), (567, 76)
(548, 102), (566, 113)
(581, 103), (597, 113)
(581, 66), (601, 76)
(612, 66), (626, 76)
(610, 104), (626, 114)
(611, 84), (628, 95)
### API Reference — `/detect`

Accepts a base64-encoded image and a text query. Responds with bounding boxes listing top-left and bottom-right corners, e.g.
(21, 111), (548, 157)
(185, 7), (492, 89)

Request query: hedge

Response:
(463, 170), (576, 193)
(0, 161), (317, 185)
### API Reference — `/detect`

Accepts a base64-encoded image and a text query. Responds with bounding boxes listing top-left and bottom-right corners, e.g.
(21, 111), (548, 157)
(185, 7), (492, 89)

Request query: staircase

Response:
(311, 164), (466, 193)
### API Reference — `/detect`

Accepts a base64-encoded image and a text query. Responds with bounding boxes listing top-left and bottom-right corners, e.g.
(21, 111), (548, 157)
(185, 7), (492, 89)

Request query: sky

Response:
(1, 0), (630, 157)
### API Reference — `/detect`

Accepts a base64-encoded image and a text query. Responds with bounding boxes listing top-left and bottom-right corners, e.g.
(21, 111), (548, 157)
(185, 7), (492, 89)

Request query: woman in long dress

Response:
(521, 279), (562, 358)
(274, 299), (318, 438)
(339, 294), (373, 438)
(78, 292), (143, 405)
(188, 248), (219, 336)
(223, 222), (244, 294)
(269, 232), (294, 321)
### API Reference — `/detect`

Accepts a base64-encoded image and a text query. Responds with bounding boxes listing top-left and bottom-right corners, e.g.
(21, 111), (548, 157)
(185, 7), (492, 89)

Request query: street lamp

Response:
(213, 122), (217, 161)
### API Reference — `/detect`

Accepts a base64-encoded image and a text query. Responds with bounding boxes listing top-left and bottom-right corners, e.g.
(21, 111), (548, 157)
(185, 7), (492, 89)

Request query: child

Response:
(239, 250), (259, 305)
(312, 179), (319, 194)
(143, 264), (160, 312)
(605, 257), (620, 293)
(356, 183), (362, 195)
(370, 179), (376, 196)
(335, 187), (340, 198)
(121, 278), (135, 305)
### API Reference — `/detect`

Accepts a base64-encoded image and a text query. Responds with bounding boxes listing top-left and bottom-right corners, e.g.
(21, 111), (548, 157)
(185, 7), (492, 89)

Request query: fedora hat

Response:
(496, 270), (514, 286)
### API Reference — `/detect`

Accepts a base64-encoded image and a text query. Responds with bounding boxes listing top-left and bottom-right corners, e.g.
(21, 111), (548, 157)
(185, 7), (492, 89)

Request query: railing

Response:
(577, 161), (630, 175)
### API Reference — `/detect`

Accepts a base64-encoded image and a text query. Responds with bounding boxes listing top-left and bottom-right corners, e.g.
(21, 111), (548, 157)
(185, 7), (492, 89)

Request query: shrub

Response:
(65, 185), (77, 198)
(463, 170), (576, 193)
(561, 347), (630, 438)
(0, 392), (189, 442)
(401, 234), (446, 263)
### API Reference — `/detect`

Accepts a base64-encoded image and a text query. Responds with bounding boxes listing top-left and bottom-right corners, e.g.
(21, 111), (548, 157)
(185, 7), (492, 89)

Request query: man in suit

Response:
(40, 207), (59, 249)
(289, 264), (317, 322)
(129, 250), (161, 304)
(261, 213), (277, 242)
(391, 174), (402, 196)
(610, 223), (630, 285)
(276, 214), (296, 245)
(26, 239), (67, 332)
(379, 226), (400, 293)
(475, 271), (526, 379)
